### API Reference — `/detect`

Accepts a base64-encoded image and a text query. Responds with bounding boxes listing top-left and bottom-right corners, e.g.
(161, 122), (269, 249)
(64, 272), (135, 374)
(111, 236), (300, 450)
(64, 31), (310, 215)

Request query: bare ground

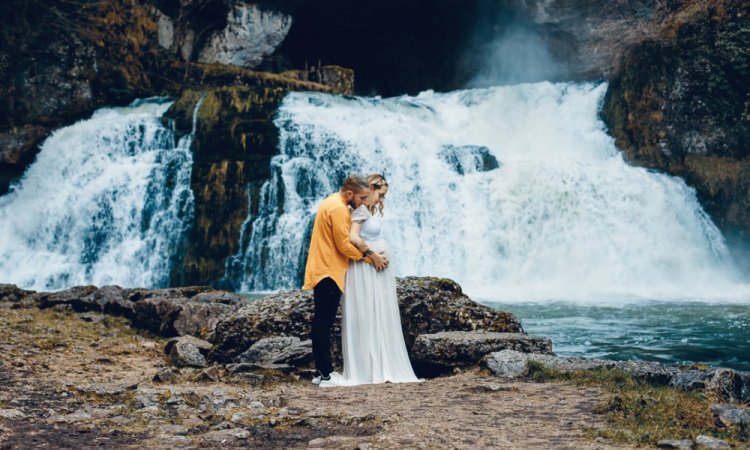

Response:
(0, 304), (634, 449)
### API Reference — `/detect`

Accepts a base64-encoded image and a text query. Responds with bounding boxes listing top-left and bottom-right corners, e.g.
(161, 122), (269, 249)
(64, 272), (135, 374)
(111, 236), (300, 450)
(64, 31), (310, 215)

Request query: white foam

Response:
(230, 82), (750, 303)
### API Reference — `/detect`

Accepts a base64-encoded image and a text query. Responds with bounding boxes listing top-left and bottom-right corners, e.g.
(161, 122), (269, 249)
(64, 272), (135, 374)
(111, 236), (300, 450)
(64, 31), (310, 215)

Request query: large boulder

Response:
(209, 276), (523, 367)
(411, 331), (552, 376)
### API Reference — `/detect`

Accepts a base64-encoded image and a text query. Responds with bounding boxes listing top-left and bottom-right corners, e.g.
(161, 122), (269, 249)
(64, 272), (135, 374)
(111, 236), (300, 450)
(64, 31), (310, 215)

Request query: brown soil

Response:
(0, 304), (633, 449)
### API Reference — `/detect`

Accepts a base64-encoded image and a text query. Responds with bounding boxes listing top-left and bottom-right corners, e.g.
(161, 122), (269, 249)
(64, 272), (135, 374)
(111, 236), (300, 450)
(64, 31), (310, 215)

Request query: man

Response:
(303, 174), (387, 384)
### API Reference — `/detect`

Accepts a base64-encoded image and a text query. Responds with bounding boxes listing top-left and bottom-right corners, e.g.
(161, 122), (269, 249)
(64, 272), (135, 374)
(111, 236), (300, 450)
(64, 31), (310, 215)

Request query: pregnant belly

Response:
(366, 239), (389, 256)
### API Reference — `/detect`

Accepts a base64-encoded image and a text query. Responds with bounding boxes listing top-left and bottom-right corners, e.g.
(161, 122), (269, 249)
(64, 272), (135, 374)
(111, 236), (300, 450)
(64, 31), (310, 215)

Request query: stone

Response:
(209, 277), (522, 365)
(153, 367), (181, 383)
(75, 382), (137, 397)
(438, 145), (500, 175)
(48, 411), (93, 423)
(165, 335), (212, 368)
(480, 350), (532, 378)
(158, 424), (189, 436)
(0, 409), (26, 420)
(411, 331), (552, 375)
(193, 366), (223, 382)
(711, 403), (750, 427)
(201, 428), (250, 444)
(197, 4), (292, 69)
(0, 284), (34, 304)
(694, 435), (731, 449)
(236, 336), (312, 370)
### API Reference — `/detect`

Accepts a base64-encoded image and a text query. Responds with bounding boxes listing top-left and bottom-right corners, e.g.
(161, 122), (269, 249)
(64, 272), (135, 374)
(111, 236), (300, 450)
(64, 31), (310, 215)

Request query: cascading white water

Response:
(0, 98), (196, 291)
(228, 81), (750, 302)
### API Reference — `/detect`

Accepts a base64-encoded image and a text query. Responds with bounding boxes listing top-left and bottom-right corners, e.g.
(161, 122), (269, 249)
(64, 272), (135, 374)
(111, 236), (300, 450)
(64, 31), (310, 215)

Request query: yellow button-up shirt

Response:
(303, 193), (364, 292)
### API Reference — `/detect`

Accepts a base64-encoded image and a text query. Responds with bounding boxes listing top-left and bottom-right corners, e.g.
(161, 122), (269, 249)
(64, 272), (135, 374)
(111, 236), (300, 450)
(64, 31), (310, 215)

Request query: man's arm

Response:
(331, 205), (368, 261)
(332, 206), (388, 270)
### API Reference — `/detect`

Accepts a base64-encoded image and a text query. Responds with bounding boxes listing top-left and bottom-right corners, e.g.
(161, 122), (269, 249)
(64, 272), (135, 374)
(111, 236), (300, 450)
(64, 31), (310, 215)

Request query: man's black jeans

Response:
(311, 277), (342, 377)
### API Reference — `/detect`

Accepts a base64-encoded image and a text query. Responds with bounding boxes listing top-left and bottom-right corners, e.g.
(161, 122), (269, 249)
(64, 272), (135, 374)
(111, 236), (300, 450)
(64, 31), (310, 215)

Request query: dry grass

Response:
(526, 360), (748, 447)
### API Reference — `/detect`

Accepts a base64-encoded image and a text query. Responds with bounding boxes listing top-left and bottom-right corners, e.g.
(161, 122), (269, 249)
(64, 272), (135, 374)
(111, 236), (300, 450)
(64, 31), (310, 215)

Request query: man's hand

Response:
(367, 251), (389, 272)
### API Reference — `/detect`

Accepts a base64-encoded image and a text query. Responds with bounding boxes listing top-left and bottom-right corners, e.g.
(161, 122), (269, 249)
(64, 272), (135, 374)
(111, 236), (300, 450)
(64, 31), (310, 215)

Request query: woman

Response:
(321, 174), (420, 386)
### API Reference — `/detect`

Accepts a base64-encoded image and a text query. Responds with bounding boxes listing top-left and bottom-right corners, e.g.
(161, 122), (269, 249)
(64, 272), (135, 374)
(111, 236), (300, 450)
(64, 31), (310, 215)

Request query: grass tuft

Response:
(525, 360), (748, 447)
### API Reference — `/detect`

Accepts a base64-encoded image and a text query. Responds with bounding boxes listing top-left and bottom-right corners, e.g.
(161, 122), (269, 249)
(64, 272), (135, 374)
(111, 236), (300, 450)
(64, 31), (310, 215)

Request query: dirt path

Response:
(0, 305), (632, 449)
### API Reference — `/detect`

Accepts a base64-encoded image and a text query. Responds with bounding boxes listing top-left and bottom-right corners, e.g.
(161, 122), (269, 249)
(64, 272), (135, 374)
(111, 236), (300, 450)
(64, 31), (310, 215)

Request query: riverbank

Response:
(1, 279), (748, 448)
(0, 305), (629, 449)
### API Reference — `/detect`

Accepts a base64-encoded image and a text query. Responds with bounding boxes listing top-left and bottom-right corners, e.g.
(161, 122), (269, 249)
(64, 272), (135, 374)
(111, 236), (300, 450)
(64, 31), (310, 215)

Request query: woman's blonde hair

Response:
(367, 173), (388, 216)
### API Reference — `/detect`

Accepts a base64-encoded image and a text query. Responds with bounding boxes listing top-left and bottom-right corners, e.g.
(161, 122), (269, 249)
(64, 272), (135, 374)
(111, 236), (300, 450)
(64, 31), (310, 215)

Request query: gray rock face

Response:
(197, 4), (292, 69)
(236, 336), (313, 371)
(411, 331), (552, 375)
(209, 277), (522, 364)
(165, 335), (212, 368)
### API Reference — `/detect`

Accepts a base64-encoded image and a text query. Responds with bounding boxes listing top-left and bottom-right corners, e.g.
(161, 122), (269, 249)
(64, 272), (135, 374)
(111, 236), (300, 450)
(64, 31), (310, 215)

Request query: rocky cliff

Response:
(602, 0), (750, 259)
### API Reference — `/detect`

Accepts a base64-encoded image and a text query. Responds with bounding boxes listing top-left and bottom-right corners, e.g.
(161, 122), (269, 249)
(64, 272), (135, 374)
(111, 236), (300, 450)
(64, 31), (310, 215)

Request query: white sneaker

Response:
(311, 375), (323, 385)
(318, 372), (341, 388)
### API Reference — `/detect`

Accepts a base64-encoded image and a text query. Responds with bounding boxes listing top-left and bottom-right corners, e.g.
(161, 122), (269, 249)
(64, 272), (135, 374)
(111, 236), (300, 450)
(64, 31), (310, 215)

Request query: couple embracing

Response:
(303, 173), (420, 387)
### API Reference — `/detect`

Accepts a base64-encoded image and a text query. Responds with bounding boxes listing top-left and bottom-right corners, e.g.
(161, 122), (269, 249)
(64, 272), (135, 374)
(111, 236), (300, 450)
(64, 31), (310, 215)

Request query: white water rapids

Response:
(0, 98), (195, 290)
(228, 82), (749, 302)
(0, 83), (747, 302)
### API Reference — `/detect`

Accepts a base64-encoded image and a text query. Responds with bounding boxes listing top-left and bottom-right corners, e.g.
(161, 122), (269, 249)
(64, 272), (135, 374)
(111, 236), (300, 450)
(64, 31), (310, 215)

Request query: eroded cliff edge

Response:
(602, 1), (750, 262)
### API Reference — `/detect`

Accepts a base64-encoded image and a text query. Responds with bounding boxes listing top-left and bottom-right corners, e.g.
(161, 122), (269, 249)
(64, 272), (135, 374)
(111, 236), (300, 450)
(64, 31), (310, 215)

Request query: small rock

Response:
(158, 424), (189, 435)
(109, 416), (134, 426)
(236, 336), (313, 370)
(201, 428), (250, 443)
(230, 412), (247, 424)
(48, 411), (93, 423)
(193, 366), (222, 382)
(154, 367), (180, 383)
(165, 336), (212, 368)
(75, 382), (137, 397)
(0, 409), (26, 420)
(695, 435), (731, 449)
(711, 403), (750, 427)
(656, 439), (694, 449)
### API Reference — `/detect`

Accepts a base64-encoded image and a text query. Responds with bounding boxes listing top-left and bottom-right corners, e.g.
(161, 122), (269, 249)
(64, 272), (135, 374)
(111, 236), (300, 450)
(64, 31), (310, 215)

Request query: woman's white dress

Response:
(327, 205), (420, 386)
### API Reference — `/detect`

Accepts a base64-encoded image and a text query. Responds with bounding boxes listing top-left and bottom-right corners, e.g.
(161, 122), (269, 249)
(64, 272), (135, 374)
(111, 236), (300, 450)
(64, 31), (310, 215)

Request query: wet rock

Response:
(656, 439), (693, 450)
(695, 435), (731, 449)
(711, 403), (750, 427)
(210, 276), (522, 364)
(438, 145), (500, 175)
(236, 336), (313, 370)
(165, 335), (212, 368)
(411, 331), (552, 375)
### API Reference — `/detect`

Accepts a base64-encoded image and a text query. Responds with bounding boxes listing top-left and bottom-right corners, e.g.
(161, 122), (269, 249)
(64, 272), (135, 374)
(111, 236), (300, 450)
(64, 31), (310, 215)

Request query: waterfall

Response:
(0, 98), (196, 291)
(227, 82), (749, 302)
